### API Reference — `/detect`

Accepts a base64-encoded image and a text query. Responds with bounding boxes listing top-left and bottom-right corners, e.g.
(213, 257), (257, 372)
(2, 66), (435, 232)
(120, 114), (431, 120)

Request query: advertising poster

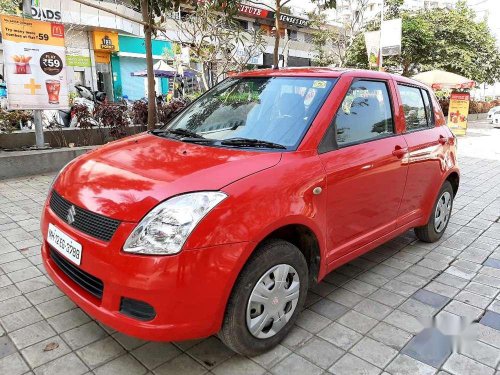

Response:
(447, 92), (470, 136)
(364, 31), (380, 69)
(1, 15), (68, 109)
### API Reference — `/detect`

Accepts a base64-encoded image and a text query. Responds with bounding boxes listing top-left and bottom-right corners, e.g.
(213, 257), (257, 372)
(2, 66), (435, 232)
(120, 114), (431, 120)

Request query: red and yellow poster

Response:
(447, 92), (470, 136)
(0, 15), (68, 109)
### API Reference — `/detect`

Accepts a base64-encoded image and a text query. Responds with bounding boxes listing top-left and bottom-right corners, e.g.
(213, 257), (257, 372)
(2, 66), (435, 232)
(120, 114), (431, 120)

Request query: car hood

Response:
(54, 133), (282, 222)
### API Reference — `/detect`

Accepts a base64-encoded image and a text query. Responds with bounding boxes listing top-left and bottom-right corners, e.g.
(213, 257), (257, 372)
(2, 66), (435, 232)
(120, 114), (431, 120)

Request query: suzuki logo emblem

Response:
(67, 205), (76, 225)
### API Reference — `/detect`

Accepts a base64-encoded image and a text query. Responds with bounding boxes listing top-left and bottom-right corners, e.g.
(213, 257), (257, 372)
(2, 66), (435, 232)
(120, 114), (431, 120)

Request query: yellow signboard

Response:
(94, 51), (111, 64)
(447, 92), (470, 136)
(0, 15), (68, 109)
(92, 30), (119, 52)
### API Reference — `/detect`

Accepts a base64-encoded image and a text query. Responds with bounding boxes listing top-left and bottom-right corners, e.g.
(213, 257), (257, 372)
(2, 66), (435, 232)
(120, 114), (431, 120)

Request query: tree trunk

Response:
(22, 0), (31, 16)
(273, 2), (281, 68)
(201, 63), (209, 92)
(141, 0), (157, 130)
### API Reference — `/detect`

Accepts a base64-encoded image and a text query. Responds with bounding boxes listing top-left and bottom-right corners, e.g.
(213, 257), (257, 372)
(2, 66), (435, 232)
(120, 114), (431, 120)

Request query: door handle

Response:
(392, 145), (408, 158)
(438, 135), (448, 145)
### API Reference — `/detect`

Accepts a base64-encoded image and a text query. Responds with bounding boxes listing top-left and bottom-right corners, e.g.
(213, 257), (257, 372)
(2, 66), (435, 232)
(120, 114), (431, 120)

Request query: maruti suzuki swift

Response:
(41, 68), (459, 356)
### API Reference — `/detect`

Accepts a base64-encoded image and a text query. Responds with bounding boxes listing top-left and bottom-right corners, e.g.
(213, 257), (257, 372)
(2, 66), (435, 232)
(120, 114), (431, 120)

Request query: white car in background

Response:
(493, 111), (500, 127)
(488, 105), (500, 123)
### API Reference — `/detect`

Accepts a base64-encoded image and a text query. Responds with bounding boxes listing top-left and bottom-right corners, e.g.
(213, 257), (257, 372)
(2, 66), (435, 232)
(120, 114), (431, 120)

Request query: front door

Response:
(318, 79), (408, 264)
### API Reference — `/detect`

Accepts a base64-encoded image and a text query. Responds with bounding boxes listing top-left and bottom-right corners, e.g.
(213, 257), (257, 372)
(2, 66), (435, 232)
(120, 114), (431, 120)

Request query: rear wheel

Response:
(415, 181), (454, 242)
(219, 239), (308, 356)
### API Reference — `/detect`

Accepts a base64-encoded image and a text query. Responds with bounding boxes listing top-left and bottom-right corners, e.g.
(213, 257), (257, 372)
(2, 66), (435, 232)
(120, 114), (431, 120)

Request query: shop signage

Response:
(0, 15), (68, 109)
(237, 4), (269, 18)
(31, 0), (62, 21)
(94, 51), (111, 64)
(31, 7), (62, 21)
(92, 31), (119, 52)
(447, 92), (470, 136)
(236, 3), (309, 28)
(66, 55), (92, 67)
(248, 53), (263, 65)
(278, 14), (309, 28)
(66, 48), (91, 68)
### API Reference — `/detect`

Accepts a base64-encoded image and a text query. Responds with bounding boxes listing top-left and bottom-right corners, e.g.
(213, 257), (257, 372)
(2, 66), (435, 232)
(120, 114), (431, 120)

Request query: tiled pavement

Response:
(0, 156), (499, 375)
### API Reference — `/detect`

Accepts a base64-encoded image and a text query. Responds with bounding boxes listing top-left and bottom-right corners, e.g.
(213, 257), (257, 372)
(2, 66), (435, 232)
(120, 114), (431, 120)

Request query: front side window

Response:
(165, 77), (336, 149)
(398, 84), (431, 131)
(334, 80), (394, 146)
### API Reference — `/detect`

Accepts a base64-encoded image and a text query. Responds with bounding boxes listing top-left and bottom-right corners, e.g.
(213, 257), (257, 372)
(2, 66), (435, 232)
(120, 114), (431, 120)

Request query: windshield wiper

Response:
(151, 128), (206, 139)
(179, 137), (215, 144)
(220, 138), (287, 150)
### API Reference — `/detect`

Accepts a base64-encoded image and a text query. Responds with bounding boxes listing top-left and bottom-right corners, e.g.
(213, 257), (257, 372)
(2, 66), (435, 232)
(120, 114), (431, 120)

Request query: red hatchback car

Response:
(41, 68), (459, 355)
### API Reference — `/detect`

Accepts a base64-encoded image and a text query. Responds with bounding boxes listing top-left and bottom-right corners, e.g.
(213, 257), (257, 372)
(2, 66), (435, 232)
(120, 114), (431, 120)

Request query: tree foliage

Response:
(345, 1), (500, 84)
(308, 12), (338, 66)
(309, 0), (369, 67)
(173, 2), (266, 90)
(0, 0), (19, 15)
(130, 0), (238, 29)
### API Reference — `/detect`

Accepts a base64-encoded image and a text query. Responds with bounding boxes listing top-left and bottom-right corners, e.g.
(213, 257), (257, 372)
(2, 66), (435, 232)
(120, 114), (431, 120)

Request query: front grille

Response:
(50, 190), (120, 242)
(50, 247), (104, 299)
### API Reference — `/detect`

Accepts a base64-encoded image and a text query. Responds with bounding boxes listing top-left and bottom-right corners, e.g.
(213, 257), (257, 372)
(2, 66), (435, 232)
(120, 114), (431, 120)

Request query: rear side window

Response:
(421, 89), (435, 126)
(398, 84), (434, 131)
(334, 80), (394, 147)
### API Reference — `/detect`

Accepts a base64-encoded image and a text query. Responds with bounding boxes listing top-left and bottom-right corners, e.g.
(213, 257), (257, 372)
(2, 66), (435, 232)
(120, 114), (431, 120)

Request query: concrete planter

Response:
(0, 125), (147, 150)
(468, 113), (488, 121)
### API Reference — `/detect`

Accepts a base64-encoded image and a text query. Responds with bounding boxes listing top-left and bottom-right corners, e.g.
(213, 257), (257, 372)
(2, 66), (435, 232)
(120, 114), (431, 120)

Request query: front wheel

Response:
(415, 180), (454, 243)
(219, 239), (308, 356)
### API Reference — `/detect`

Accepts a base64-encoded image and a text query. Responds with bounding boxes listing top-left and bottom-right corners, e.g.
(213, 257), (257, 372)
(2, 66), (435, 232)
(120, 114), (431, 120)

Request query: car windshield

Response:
(164, 77), (336, 150)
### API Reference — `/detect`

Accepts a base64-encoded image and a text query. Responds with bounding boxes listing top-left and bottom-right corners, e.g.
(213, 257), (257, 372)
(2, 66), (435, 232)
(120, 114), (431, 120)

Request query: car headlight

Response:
(123, 191), (227, 255)
(49, 160), (73, 191)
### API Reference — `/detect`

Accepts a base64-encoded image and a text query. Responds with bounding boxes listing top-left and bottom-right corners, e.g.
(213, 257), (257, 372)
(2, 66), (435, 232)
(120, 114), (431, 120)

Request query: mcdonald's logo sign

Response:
(51, 23), (64, 38)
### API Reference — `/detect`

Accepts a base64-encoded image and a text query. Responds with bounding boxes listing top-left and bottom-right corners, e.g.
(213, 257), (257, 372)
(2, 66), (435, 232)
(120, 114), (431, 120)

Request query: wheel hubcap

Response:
(246, 264), (300, 339)
(434, 191), (452, 233)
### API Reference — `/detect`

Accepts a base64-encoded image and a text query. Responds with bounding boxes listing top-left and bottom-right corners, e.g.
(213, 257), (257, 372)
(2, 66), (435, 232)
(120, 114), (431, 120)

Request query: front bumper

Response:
(41, 204), (249, 342)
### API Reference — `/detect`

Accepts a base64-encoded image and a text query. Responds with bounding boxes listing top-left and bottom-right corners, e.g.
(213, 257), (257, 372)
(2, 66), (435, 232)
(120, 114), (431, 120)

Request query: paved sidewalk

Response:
(1, 150), (500, 374)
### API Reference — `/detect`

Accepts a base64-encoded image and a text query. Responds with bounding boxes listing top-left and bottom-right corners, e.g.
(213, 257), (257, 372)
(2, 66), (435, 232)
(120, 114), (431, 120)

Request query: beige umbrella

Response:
(412, 70), (475, 90)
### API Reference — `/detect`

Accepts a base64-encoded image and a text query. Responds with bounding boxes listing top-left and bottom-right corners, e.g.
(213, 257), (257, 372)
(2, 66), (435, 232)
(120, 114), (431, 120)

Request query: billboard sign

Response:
(0, 15), (68, 109)
(381, 18), (402, 56)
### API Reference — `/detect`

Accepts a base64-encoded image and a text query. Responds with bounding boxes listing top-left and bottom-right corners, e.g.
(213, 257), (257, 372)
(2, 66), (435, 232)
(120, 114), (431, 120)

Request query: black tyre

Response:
(415, 181), (454, 243)
(219, 239), (308, 356)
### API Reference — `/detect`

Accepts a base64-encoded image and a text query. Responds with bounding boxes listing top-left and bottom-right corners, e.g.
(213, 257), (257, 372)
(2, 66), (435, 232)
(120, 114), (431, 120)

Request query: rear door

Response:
(395, 83), (448, 226)
(318, 78), (409, 263)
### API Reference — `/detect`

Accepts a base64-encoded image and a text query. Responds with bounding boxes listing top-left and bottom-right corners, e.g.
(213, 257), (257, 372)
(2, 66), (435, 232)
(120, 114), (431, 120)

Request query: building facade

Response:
(111, 35), (173, 101)
(335, 0), (457, 26)
(0, 0), (332, 102)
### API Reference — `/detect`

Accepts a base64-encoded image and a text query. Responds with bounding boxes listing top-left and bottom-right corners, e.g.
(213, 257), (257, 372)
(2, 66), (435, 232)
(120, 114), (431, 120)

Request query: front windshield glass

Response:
(165, 77), (336, 149)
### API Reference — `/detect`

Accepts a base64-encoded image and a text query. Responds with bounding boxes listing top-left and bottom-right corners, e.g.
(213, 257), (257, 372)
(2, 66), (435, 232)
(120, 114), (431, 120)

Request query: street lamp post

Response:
(379, 0), (384, 71)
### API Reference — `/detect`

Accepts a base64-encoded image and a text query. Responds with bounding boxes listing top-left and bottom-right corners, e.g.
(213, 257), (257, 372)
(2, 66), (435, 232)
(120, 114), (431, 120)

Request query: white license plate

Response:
(47, 223), (82, 266)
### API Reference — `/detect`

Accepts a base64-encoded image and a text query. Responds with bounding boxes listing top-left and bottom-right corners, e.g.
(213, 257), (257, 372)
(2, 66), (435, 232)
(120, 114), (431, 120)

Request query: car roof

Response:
(235, 67), (429, 89)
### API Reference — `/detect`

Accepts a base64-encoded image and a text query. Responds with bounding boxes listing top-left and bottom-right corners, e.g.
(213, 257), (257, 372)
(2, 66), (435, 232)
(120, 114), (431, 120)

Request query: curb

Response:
(0, 146), (94, 180)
